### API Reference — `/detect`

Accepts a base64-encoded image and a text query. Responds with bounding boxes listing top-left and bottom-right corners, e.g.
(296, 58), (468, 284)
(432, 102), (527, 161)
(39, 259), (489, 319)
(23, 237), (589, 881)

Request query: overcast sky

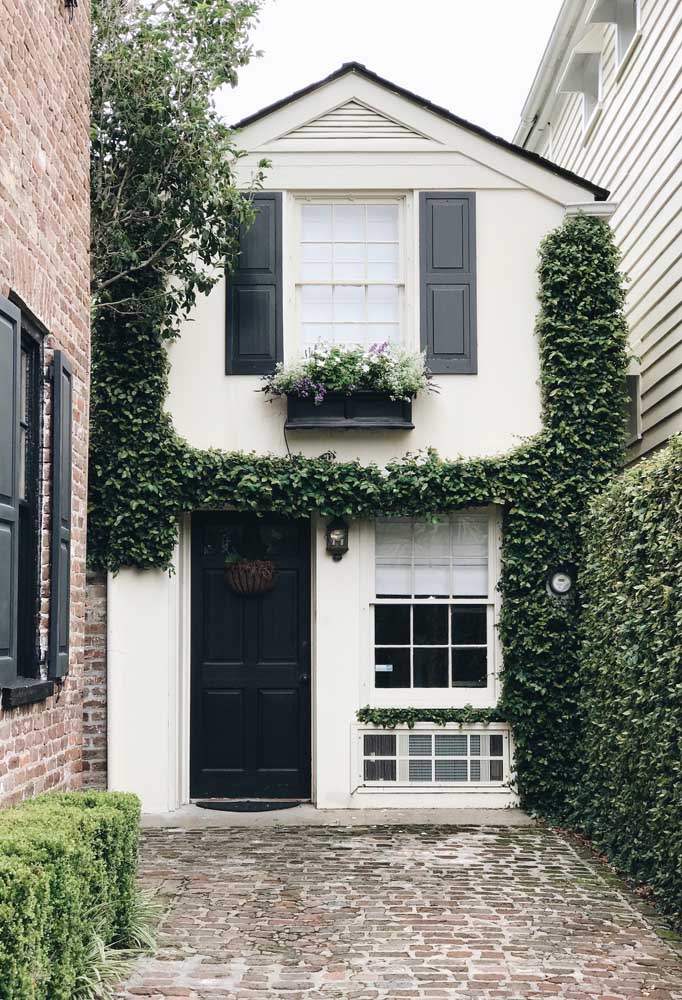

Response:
(215, 0), (563, 141)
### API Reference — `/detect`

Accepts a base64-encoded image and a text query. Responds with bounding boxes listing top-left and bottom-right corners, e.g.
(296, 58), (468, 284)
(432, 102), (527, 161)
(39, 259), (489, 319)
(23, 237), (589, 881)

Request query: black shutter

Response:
(0, 296), (21, 685)
(49, 351), (72, 679)
(420, 192), (477, 374)
(226, 192), (283, 375)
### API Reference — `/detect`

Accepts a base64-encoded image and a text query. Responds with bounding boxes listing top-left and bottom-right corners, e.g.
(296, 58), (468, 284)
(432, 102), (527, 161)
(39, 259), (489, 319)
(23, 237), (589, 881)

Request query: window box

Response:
(285, 391), (414, 430)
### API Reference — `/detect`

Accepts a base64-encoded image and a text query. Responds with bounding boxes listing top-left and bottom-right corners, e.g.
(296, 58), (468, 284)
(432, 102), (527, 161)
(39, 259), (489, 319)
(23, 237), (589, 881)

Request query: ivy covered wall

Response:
(574, 435), (682, 917)
(88, 214), (629, 815)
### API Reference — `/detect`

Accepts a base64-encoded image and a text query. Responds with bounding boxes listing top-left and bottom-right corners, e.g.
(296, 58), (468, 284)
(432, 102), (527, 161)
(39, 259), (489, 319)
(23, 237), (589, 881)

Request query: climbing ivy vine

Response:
(89, 214), (629, 816)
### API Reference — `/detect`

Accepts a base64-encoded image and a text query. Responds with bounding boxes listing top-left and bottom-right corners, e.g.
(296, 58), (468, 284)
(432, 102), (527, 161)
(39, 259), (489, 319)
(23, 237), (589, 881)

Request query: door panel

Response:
(258, 689), (300, 770)
(202, 689), (245, 770)
(258, 570), (299, 664)
(191, 513), (311, 799)
(204, 571), (246, 664)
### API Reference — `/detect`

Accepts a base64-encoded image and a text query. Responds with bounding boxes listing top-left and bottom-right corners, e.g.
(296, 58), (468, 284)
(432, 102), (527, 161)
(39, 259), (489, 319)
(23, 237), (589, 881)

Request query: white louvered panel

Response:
(283, 101), (427, 140)
(360, 728), (509, 786)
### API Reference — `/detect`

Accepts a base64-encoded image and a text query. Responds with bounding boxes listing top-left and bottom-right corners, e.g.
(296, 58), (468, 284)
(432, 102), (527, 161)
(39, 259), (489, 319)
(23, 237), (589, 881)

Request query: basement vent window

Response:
(359, 729), (509, 787)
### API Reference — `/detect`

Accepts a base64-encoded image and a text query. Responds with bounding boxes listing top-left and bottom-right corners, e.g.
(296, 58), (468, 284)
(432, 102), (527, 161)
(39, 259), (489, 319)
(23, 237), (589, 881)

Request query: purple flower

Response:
(293, 376), (326, 404)
(369, 341), (390, 355)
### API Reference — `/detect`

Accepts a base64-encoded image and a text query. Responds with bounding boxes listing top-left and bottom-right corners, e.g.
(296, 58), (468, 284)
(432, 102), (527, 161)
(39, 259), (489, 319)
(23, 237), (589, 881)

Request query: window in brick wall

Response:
(17, 324), (42, 679)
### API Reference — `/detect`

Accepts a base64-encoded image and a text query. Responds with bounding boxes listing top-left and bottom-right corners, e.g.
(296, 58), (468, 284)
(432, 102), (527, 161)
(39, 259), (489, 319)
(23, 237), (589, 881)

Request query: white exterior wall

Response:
(517, 0), (682, 458)
(168, 185), (561, 463)
(107, 68), (599, 812)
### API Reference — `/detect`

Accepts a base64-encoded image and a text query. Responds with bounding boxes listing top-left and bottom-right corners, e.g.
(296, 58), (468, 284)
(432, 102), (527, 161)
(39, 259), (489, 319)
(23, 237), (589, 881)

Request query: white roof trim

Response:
(565, 200), (617, 217)
(513, 0), (590, 147)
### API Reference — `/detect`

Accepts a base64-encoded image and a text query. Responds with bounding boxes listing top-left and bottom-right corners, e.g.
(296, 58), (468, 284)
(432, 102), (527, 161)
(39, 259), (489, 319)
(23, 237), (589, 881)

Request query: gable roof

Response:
(233, 62), (609, 201)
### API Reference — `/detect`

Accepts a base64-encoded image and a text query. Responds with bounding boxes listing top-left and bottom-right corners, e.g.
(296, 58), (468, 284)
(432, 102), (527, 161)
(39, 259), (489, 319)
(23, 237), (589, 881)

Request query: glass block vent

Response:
(361, 729), (507, 785)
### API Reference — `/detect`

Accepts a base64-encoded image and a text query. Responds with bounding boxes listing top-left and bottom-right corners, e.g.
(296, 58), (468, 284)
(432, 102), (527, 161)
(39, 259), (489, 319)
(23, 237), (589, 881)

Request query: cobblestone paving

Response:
(117, 826), (682, 1000)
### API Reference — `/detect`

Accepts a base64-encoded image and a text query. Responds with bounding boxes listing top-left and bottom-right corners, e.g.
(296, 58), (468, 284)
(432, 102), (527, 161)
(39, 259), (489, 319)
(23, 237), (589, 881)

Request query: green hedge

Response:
(575, 435), (682, 919)
(0, 791), (140, 1000)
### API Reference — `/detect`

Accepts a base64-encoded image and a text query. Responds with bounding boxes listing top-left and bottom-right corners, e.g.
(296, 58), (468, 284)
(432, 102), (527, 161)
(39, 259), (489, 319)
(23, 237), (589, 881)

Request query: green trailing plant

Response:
(573, 435), (682, 921)
(262, 342), (434, 403)
(88, 214), (629, 817)
(0, 792), (141, 1000)
(356, 706), (506, 728)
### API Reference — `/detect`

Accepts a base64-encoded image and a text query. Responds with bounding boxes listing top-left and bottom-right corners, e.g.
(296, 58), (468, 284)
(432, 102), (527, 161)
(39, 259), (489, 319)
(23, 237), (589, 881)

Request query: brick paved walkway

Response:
(117, 825), (682, 1000)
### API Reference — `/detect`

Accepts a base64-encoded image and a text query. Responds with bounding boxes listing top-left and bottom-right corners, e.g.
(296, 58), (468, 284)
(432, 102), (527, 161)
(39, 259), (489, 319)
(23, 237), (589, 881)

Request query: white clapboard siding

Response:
(534, 0), (682, 458)
(280, 100), (428, 140)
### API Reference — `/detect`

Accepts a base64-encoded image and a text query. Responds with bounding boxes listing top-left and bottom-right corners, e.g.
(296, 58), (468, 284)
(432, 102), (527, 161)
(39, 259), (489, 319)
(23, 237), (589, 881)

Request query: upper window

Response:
(373, 510), (496, 691)
(298, 200), (402, 349)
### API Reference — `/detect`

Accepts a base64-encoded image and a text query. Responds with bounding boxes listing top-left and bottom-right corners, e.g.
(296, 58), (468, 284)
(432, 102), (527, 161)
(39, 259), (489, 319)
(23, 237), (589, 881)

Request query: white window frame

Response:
(615, 0), (641, 76)
(291, 193), (411, 355)
(358, 506), (503, 710)
(587, 0), (641, 79)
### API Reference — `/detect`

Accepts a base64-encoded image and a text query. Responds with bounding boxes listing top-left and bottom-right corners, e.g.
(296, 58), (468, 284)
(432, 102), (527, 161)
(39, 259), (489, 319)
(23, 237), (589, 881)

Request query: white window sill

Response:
(354, 783), (507, 794)
(616, 30), (642, 82)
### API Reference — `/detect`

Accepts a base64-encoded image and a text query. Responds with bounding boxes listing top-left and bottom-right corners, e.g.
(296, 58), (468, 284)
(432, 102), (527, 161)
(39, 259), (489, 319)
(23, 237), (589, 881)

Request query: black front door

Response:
(191, 513), (311, 799)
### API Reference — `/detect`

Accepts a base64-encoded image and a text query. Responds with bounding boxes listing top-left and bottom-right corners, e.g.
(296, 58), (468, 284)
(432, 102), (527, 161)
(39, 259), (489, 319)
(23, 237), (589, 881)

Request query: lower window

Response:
(372, 511), (496, 690)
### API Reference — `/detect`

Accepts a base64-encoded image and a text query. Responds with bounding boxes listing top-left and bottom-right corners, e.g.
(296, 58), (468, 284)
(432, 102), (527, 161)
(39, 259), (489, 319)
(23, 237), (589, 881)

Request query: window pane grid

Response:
(373, 512), (493, 691)
(299, 201), (402, 348)
(376, 512), (489, 600)
(373, 603), (489, 690)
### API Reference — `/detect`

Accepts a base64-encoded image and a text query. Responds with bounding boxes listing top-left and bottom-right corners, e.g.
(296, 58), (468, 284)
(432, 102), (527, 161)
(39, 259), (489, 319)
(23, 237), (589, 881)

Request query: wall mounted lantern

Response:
(546, 564), (576, 600)
(326, 518), (349, 561)
(64, 0), (78, 21)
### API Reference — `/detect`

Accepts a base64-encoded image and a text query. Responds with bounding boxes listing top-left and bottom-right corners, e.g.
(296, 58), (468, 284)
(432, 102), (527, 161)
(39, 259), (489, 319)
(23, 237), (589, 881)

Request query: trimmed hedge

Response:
(575, 435), (682, 920)
(0, 791), (140, 1000)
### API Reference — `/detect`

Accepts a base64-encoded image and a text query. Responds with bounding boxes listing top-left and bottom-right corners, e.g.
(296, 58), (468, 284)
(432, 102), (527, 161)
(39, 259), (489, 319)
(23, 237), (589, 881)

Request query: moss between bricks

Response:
(88, 215), (629, 817)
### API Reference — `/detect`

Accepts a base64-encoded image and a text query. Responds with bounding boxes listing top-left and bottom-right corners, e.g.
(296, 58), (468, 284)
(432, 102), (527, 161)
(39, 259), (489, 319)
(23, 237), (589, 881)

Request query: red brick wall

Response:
(0, 0), (90, 805)
(83, 570), (107, 789)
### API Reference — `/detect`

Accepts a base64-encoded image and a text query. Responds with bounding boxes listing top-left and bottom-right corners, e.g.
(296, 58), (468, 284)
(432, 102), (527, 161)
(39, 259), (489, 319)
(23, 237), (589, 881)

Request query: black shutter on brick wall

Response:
(49, 350), (73, 679)
(420, 192), (477, 374)
(0, 296), (21, 685)
(226, 192), (283, 375)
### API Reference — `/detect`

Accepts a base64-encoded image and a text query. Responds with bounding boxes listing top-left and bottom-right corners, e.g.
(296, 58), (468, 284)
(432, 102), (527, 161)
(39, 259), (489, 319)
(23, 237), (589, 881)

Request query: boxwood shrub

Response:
(575, 436), (682, 919)
(0, 790), (140, 1000)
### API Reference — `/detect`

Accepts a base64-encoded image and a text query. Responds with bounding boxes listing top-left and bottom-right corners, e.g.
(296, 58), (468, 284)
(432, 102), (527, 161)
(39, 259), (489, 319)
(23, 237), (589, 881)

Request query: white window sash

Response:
(359, 508), (503, 706)
(295, 196), (406, 350)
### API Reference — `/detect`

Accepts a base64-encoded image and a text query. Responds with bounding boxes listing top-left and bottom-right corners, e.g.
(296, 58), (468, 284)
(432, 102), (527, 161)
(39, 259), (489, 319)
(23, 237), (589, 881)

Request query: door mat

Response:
(194, 800), (304, 813)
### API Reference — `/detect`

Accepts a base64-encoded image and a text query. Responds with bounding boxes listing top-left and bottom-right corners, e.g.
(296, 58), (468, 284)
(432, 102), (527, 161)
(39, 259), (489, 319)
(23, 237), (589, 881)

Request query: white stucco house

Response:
(105, 63), (611, 814)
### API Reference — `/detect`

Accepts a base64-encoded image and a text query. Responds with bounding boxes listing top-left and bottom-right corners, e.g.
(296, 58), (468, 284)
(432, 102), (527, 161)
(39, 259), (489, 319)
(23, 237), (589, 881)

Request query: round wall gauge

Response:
(546, 565), (576, 598)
